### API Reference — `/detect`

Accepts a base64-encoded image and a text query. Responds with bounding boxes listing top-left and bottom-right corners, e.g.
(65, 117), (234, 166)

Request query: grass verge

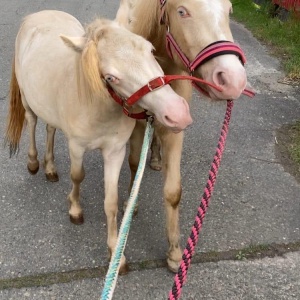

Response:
(289, 122), (300, 164)
(231, 0), (300, 81)
(232, 0), (300, 173)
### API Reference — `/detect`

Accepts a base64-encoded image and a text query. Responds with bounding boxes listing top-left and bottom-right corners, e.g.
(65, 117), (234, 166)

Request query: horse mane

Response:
(130, 0), (164, 42)
(77, 18), (112, 102)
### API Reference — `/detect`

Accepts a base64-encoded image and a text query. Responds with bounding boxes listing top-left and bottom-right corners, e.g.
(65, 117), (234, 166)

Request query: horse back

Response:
(14, 10), (85, 129)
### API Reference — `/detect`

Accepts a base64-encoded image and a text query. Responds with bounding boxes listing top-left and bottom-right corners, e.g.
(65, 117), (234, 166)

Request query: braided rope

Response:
(101, 120), (154, 300)
(168, 100), (233, 300)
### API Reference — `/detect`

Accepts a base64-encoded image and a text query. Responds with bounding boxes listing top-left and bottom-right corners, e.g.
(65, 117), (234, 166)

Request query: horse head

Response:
(160, 0), (248, 100)
(61, 19), (192, 132)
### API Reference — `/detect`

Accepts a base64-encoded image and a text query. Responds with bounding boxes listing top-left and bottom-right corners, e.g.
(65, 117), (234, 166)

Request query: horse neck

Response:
(131, 0), (183, 74)
(131, 0), (165, 55)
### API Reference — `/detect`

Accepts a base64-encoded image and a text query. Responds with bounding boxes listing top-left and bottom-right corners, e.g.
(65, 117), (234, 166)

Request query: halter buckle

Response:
(122, 101), (132, 117)
(147, 76), (165, 91)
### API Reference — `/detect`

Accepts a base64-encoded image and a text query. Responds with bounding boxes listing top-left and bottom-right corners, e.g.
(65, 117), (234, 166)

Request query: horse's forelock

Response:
(81, 39), (105, 96)
(85, 18), (114, 42)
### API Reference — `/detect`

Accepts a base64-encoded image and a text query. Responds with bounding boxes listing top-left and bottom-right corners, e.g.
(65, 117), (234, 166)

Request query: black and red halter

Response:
(159, 0), (255, 98)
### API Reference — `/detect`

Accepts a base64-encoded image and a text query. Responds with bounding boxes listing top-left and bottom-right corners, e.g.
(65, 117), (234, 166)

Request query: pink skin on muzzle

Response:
(206, 55), (247, 100)
(200, 54), (248, 100)
(146, 86), (193, 133)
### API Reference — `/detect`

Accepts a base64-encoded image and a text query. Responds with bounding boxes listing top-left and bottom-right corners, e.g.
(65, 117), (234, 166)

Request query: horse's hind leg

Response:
(68, 141), (85, 225)
(159, 127), (184, 273)
(24, 106), (39, 175)
(103, 146), (128, 274)
(44, 124), (59, 182)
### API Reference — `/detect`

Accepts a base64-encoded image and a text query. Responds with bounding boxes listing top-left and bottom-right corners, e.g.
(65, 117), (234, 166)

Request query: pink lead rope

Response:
(168, 100), (234, 300)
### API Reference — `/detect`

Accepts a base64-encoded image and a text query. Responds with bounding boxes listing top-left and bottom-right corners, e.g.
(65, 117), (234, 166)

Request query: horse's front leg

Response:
(44, 124), (59, 182)
(103, 146), (128, 274)
(68, 141), (85, 225)
(149, 129), (162, 171)
(149, 79), (192, 172)
(126, 120), (146, 214)
(159, 127), (184, 273)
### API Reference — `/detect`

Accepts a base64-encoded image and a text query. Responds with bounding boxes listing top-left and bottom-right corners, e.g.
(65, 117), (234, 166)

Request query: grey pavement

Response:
(0, 1), (300, 299)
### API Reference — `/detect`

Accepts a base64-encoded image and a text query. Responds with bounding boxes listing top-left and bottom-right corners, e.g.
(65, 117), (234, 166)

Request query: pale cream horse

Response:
(116, 0), (249, 272)
(5, 10), (193, 274)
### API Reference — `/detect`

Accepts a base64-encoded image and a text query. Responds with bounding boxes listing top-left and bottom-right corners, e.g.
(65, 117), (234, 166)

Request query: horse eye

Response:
(177, 6), (189, 18)
(105, 75), (117, 83)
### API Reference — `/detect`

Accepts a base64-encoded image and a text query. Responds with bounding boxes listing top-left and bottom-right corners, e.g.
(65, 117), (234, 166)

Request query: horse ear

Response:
(60, 35), (87, 52)
(81, 40), (103, 93)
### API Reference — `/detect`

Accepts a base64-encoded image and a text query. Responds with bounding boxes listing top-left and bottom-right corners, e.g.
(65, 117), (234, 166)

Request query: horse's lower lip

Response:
(171, 128), (182, 134)
(209, 89), (226, 100)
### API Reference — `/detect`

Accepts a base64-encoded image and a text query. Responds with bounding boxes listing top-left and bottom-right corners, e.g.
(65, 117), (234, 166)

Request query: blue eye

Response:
(105, 75), (116, 83)
(177, 7), (189, 18)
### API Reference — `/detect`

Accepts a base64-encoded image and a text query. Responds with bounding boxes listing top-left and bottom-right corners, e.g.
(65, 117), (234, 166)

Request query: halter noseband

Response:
(106, 75), (223, 120)
(159, 0), (255, 98)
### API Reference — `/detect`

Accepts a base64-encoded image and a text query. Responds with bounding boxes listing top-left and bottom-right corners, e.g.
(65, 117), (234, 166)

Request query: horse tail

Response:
(5, 58), (26, 156)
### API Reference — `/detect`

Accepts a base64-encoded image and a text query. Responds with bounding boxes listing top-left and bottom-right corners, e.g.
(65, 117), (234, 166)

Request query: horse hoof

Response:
(119, 263), (129, 275)
(46, 172), (59, 182)
(70, 213), (84, 225)
(27, 164), (39, 175)
(149, 159), (162, 171)
(167, 258), (180, 273)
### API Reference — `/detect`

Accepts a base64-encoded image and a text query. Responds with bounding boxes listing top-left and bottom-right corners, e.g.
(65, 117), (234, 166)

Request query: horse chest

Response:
(68, 115), (136, 151)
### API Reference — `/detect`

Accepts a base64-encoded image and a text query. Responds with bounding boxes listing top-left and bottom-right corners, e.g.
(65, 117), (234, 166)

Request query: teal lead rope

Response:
(101, 120), (154, 300)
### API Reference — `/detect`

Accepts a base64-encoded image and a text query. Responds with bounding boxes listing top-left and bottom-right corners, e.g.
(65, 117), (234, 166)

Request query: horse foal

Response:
(5, 10), (192, 273)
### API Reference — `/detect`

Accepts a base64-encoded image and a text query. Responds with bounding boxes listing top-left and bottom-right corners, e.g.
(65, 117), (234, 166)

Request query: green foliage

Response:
(232, 0), (300, 80)
(236, 250), (246, 260)
(290, 122), (300, 164)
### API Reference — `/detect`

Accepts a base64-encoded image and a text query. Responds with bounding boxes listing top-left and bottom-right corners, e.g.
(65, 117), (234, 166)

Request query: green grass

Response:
(231, 1), (300, 169)
(290, 122), (300, 164)
(232, 0), (300, 80)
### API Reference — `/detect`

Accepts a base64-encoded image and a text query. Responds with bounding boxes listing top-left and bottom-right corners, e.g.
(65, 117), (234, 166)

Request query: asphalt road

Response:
(0, 1), (300, 299)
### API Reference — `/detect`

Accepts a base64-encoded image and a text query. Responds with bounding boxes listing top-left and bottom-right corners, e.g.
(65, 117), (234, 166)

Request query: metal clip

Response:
(146, 114), (155, 125)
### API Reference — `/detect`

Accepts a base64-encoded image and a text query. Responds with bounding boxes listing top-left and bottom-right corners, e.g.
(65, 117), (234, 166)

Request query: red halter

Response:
(106, 75), (223, 120)
(159, 0), (255, 98)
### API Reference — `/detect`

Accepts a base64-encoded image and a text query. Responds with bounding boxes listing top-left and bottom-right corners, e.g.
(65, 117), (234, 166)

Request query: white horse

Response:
(116, 0), (251, 272)
(5, 10), (193, 274)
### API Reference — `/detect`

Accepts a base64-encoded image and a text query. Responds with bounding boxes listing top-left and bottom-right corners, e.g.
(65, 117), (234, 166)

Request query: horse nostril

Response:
(164, 115), (177, 126)
(216, 71), (226, 86)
